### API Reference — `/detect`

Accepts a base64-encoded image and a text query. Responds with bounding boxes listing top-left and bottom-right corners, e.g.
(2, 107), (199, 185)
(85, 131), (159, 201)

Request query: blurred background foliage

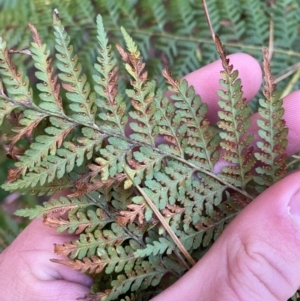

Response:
(0, 0), (300, 248)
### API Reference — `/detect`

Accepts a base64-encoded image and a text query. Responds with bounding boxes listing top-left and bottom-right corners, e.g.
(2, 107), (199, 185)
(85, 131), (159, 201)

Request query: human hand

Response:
(0, 218), (93, 301)
(1, 53), (300, 301)
(152, 53), (300, 301)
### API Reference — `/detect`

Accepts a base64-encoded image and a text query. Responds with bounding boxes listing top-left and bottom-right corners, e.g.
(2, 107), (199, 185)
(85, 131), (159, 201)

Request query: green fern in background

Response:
(0, 1), (299, 300)
(0, 0), (299, 92)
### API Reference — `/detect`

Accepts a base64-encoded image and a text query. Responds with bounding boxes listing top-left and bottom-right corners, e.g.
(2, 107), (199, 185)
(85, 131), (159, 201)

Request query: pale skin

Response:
(1, 53), (300, 301)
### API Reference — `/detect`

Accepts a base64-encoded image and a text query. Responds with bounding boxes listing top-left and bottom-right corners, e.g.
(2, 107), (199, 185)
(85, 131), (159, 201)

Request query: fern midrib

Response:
(1, 92), (254, 200)
(105, 26), (300, 58)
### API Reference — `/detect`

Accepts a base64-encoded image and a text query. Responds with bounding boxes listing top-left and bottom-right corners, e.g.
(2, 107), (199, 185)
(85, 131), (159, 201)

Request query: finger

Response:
(283, 90), (300, 154)
(152, 171), (300, 301)
(3, 219), (93, 286)
(184, 53), (262, 123)
(20, 249), (93, 286)
(29, 280), (90, 301)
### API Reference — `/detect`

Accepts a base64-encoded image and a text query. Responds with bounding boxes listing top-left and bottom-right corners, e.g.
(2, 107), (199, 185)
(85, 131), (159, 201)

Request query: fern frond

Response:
(0, 6), (298, 300)
(254, 48), (288, 188)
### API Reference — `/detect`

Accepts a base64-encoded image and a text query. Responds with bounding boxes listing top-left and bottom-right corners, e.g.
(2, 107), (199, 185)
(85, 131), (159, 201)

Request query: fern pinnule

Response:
(154, 89), (186, 157)
(8, 109), (47, 149)
(44, 207), (112, 234)
(54, 223), (130, 259)
(53, 11), (96, 125)
(134, 237), (175, 257)
(125, 166), (197, 267)
(3, 132), (98, 191)
(215, 35), (255, 188)
(0, 88), (14, 126)
(254, 47), (288, 188)
(162, 68), (219, 171)
(107, 256), (166, 301)
(52, 239), (142, 276)
(117, 198), (146, 226)
(12, 117), (74, 177)
(0, 38), (45, 174)
(117, 28), (158, 146)
(4, 176), (71, 196)
(93, 15), (127, 135)
(178, 194), (247, 252)
(15, 196), (93, 219)
(127, 146), (164, 188)
(95, 136), (131, 182)
(0, 38), (32, 102)
(29, 23), (63, 114)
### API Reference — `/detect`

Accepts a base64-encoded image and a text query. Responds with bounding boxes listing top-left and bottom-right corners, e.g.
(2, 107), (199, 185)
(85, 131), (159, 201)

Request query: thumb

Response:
(153, 171), (300, 301)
